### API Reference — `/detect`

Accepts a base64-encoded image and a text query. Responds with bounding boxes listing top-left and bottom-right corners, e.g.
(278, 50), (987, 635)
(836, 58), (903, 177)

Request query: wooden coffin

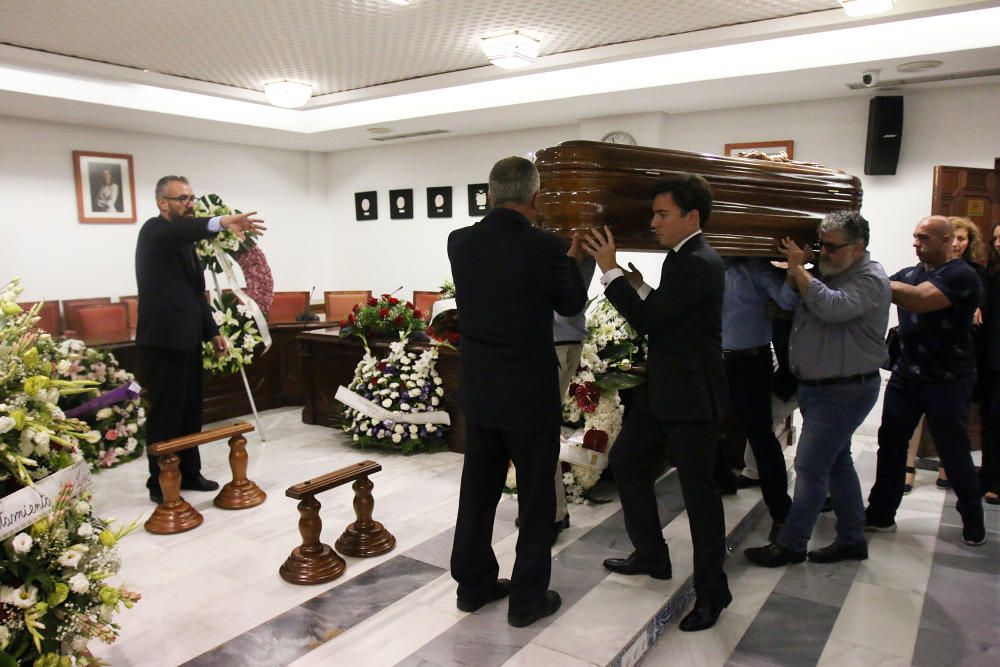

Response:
(535, 141), (862, 256)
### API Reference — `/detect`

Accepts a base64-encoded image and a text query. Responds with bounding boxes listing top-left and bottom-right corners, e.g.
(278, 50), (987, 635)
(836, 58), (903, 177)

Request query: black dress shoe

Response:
(456, 578), (511, 613)
(551, 514), (570, 546)
(679, 591), (732, 632)
(148, 487), (164, 504)
(602, 552), (672, 580)
(744, 542), (806, 568)
(736, 475), (761, 489)
(508, 591), (561, 628)
(807, 541), (868, 563)
(180, 474), (219, 492)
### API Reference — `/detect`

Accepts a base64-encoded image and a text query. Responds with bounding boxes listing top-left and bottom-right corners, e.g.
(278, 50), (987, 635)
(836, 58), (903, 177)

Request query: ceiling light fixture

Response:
(264, 80), (312, 108)
(896, 59), (943, 73)
(838, 0), (894, 17)
(385, 0), (412, 5)
(480, 30), (542, 69)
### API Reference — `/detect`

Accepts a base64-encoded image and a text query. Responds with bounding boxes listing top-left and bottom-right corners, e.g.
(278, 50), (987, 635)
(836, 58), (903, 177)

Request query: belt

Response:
(722, 345), (770, 360)
(799, 371), (880, 386)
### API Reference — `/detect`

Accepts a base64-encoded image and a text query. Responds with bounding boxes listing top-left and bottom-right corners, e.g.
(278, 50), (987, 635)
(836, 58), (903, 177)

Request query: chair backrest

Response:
(268, 291), (310, 323)
(76, 303), (130, 342)
(119, 295), (139, 331)
(17, 301), (61, 335)
(324, 290), (372, 324)
(412, 290), (440, 321)
(62, 297), (113, 335)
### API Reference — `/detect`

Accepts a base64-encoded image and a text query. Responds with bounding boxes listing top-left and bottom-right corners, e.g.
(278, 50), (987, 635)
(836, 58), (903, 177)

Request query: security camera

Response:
(861, 70), (880, 87)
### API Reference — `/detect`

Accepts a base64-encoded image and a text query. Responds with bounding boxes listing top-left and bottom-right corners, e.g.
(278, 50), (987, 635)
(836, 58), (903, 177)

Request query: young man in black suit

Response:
(584, 174), (732, 632)
(135, 175), (264, 503)
(448, 156), (587, 628)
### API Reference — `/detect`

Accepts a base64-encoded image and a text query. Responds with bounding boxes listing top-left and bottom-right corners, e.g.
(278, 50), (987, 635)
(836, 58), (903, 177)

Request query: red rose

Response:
(388, 297), (399, 305)
(413, 309), (423, 319)
(347, 313), (355, 324)
(379, 308), (389, 318)
(394, 316), (404, 325)
(352, 304), (360, 313)
(105, 429), (119, 441)
(367, 297), (378, 307)
(405, 301), (414, 309)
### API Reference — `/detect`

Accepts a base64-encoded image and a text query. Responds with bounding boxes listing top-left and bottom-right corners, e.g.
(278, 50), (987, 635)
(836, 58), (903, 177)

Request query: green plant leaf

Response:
(594, 371), (644, 392)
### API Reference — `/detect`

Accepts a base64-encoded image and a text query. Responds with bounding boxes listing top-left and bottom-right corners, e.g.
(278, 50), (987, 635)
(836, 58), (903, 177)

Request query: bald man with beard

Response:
(866, 215), (986, 546)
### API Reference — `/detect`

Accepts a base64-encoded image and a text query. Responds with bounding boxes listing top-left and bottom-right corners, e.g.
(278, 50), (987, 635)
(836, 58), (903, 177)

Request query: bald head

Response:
(913, 215), (954, 268)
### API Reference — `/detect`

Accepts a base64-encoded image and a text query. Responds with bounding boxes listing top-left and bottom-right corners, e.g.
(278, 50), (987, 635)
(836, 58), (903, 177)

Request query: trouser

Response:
(725, 352), (792, 522)
(451, 421), (560, 615)
(778, 378), (880, 551)
(554, 343), (583, 521)
(979, 370), (1000, 494)
(139, 345), (205, 489)
(609, 396), (729, 604)
(867, 373), (984, 529)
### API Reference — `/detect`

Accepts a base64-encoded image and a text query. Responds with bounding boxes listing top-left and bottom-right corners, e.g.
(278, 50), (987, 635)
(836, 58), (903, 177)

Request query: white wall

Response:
(0, 116), (317, 302)
(2, 82), (998, 306)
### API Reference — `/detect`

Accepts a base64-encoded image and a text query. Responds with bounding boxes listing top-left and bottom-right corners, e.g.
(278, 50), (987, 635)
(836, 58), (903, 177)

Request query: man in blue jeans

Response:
(745, 211), (891, 567)
(866, 215), (986, 546)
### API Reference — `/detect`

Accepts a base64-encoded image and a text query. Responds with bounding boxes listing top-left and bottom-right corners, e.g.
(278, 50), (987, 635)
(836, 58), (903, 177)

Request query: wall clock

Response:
(601, 131), (637, 145)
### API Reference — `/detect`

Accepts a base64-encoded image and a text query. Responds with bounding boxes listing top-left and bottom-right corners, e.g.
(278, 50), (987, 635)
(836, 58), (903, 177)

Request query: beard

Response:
(168, 209), (196, 222)
(818, 257), (847, 277)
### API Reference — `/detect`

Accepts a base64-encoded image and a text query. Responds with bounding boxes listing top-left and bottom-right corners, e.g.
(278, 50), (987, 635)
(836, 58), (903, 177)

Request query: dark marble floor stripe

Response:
(181, 556), (445, 667)
(911, 493), (1000, 667)
(396, 470), (687, 667)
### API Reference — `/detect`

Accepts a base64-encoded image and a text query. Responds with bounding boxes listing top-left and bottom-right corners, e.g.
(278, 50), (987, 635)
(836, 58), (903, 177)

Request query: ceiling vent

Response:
(369, 129), (451, 141)
(846, 67), (1000, 90)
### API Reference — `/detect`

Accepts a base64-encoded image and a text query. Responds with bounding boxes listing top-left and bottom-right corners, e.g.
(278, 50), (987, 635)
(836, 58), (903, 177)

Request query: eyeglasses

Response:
(811, 241), (853, 253)
(161, 195), (198, 203)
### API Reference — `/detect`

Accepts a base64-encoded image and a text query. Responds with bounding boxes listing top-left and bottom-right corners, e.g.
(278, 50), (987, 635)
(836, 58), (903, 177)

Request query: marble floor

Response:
(87, 406), (1000, 667)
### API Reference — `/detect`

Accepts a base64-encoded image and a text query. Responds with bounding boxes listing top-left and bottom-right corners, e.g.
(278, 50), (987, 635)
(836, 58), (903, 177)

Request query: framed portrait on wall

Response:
(467, 183), (489, 216)
(73, 150), (137, 223)
(723, 140), (794, 160)
(355, 191), (378, 220)
(427, 186), (452, 218)
(389, 188), (414, 219)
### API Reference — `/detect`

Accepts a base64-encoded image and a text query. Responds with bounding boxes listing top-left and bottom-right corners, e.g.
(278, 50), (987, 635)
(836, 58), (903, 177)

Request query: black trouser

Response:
(609, 397), (730, 605)
(980, 370), (1000, 494)
(451, 420), (559, 616)
(725, 352), (792, 522)
(139, 345), (205, 489)
(868, 373), (984, 528)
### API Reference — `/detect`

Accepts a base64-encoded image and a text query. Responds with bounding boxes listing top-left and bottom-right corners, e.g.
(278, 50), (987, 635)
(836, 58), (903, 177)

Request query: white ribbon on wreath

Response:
(212, 247), (272, 352)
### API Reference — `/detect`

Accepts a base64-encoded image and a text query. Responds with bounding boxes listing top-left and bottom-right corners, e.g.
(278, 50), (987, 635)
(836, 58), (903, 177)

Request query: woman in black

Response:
(980, 221), (1000, 504)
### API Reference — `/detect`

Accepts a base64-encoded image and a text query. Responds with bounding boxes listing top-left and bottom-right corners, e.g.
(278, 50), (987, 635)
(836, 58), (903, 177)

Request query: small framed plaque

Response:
(467, 183), (489, 216)
(354, 191), (378, 221)
(427, 186), (452, 218)
(389, 188), (414, 219)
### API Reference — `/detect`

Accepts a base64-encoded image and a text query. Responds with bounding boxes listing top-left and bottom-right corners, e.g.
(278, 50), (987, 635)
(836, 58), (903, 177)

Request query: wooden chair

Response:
(119, 295), (139, 331)
(268, 291), (310, 323)
(75, 303), (130, 342)
(324, 290), (372, 324)
(412, 290), (441, 321)
(62, 297), (112, 336)
(17, 301), (60, 335)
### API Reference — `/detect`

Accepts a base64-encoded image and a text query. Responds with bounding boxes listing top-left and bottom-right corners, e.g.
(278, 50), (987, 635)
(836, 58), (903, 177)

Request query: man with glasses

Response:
(865, 215), (986, 546)
(745, 210), (891, 567)
(135, 175), (264, 503)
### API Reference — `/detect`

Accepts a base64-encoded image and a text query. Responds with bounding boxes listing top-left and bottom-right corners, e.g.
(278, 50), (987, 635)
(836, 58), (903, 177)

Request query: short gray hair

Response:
(819, 210), (870, 247)
(155, 175), (189, 199)
(488, 157), (539, 207)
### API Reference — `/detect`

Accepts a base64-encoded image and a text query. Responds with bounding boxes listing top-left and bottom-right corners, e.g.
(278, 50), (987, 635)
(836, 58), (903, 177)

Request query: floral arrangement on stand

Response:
(1, 278), (140, 665)
(194, 194), (274, 376)
(426, 280), (458, 348)
(46, 339), (147, 471)
(339, 294), (427, 347)
(505, 297), (645, 503)
(336, 335), (448, 455)
(1, 484), (139, 666)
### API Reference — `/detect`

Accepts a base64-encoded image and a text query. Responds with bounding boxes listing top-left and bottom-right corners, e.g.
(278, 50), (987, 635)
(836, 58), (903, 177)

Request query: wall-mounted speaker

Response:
(864, 96), (903, 175)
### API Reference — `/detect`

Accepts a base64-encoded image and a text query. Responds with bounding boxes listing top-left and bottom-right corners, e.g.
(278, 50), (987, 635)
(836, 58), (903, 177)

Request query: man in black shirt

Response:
(866, 216), (986, 545)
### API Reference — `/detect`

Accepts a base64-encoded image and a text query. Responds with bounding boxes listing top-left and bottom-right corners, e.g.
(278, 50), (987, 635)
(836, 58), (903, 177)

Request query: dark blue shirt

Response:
(891, 259), (981, 381)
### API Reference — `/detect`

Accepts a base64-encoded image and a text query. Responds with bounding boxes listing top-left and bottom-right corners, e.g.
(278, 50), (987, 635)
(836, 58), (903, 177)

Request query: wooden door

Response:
(931, 162), (1000, 243)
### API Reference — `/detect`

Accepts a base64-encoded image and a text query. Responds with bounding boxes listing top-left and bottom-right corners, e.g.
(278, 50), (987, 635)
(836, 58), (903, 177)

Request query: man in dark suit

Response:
(448, 156), (587, 628)
(583, 173), (731, 632)
(135, 175), (264, 503)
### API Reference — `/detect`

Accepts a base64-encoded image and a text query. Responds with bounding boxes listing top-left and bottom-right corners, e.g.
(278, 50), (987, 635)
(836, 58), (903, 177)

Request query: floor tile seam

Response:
(826, 579), (924, 661)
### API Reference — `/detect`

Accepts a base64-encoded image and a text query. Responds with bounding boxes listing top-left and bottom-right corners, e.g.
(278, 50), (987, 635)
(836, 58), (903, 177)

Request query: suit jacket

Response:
(605, 234), (727, 422)
(135, 215), (219, 351)
(448, 207), (587, 431)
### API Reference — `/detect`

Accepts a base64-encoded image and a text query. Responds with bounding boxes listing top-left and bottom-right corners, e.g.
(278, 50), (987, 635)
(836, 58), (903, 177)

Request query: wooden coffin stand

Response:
(534, 140), (863, 255)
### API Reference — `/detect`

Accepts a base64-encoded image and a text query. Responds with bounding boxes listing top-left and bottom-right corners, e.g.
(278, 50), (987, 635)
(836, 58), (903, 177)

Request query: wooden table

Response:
(297, 328), (466, 453)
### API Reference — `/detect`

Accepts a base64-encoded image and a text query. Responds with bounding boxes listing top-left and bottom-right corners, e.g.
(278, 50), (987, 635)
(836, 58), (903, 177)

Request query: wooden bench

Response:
(144, 422), (266, 535)
(280, 460), (395, 585)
